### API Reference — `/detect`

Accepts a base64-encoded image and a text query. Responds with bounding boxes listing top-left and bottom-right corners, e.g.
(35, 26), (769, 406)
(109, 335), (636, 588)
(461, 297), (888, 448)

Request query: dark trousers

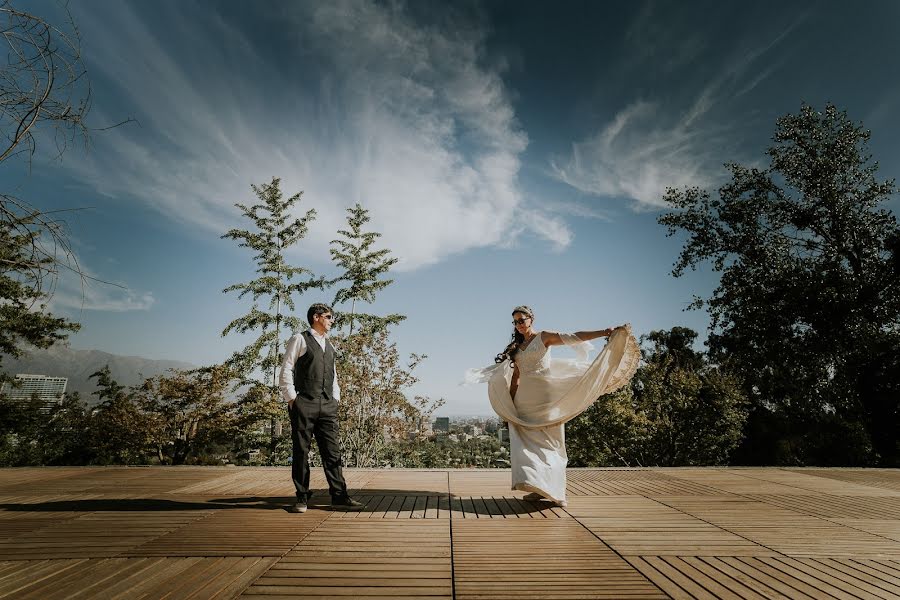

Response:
(289, 396), (348, 501)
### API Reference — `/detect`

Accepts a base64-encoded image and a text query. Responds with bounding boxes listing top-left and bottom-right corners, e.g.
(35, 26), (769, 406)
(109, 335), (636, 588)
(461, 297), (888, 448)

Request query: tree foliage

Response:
(330, 203), (405, 334)
(567, 327), (747, 467)
(326, 203), (441, 466)
(88, 366), (150, 465)
(221, 177), (325, 450)
(137, 365), (238, 465)
(659, 103), (900, 466)
(0, 0), (100, 378)
(0, 198), (80, 381)
(0, 367), (255, 466)
(333, 330), (443, 467)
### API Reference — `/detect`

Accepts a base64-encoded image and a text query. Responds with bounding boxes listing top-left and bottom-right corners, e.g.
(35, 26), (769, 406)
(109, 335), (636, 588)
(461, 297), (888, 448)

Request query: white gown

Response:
(466, 326), (640, 504)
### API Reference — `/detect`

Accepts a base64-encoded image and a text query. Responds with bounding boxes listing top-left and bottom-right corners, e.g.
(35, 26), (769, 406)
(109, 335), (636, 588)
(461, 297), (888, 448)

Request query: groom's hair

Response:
(307, 303), (333, 324)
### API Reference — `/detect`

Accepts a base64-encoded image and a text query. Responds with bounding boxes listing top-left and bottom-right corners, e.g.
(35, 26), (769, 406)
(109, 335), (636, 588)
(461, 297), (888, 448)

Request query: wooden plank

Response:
(424, 496), (438, 519)
(410, 495), (426, 519)
(638, 556), (722, 599)
(241, 520), (451, 598)
(3, 467), (900, 598)
(756, 556), (874, 600)
(453, 519), (665, 599)
(717, 556), (823, 599)
(124, 509), (328, 557)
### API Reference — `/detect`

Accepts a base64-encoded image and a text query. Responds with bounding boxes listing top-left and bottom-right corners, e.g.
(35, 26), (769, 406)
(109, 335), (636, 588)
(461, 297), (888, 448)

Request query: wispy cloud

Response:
(552, 17), (803, 209)
(63, 0), (544, 270)
(550, 99), (720, 208)
(46, 262), (155, 314)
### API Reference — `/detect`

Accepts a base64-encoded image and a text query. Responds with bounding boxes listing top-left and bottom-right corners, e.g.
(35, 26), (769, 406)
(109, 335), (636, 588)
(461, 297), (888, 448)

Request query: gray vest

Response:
(293, 330), (335, 401)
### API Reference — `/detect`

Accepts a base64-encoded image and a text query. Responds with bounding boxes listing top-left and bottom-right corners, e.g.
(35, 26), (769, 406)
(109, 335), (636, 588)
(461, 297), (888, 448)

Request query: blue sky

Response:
(6, 0), (900, 415)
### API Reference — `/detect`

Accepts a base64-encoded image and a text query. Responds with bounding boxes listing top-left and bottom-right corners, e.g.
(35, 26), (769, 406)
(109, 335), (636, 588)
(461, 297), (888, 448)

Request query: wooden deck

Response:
(1, 467), (899, 599)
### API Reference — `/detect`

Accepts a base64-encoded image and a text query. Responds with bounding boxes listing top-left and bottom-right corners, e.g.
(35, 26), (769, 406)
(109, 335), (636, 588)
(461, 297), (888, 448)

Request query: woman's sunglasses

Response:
(512, 318), (530, 325)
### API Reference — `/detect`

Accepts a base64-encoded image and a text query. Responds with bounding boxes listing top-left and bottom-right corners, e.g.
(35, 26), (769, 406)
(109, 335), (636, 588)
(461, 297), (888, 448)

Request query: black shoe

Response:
(287, 500), (308, 513)
(330, 496), (364, 510)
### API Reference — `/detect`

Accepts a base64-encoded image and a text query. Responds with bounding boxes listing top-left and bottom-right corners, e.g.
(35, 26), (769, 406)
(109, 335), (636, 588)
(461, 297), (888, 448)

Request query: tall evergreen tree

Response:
(329, 203), (405, 334)
(221, 178), (324, 455)
(327, 203), (441, 466)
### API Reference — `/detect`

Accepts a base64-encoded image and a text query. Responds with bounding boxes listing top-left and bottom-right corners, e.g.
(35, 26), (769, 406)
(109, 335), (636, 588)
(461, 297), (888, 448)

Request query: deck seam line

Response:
(673, 469), (900, 550)
(565, 506), (675, 599)
(649, 495), (790, 558)
(448, 470), (456, 600)
(765, 555), (871, 600)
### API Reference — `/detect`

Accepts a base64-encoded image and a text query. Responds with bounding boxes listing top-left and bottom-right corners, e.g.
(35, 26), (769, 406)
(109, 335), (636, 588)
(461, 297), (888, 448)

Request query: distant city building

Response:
(0, 374), (67, 413)
(497, 427), (509, 443)
(433, 417), (450, 432)
(417, 415), (433, 437)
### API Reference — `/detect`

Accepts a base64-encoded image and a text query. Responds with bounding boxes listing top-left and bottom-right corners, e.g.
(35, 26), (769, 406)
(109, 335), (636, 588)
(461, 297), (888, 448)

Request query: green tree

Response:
(659, 103), (900, 466)
(88, 366), (149, 465)
(329, 203), (405, 334)
(333, 330), (443, 467)
(42, 391), (93, 465)
(566, 387), (650, 467)
(137, 366), (237, 465)
(0, 0), (98, 380)
(326, 204), (441, 466)
(633, 329), (748, 466)
(0, 204), (80, 383)
(221, 177), (325, 457)
(0, 393), (46, 465)
(567, 327), (747, 467)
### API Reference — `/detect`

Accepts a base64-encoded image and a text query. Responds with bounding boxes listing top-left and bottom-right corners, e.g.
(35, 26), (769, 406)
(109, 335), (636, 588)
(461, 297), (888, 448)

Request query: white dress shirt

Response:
(278, 329), (341, 403)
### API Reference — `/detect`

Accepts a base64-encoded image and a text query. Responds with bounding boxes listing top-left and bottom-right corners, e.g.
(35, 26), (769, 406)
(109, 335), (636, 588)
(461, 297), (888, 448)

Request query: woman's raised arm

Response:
(541, 326), (624, 347)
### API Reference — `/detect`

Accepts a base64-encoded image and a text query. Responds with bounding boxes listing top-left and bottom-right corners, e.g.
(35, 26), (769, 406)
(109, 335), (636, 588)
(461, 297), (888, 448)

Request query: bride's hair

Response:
(494, 305), (534, 365)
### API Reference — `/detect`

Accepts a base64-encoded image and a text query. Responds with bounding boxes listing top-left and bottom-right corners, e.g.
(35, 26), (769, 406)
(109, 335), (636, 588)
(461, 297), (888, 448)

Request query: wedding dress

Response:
(466, 326), (640, 503)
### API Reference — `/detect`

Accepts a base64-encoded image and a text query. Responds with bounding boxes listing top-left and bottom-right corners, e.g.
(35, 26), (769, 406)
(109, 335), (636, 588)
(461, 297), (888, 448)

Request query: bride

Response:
(467, 305), (639, 507)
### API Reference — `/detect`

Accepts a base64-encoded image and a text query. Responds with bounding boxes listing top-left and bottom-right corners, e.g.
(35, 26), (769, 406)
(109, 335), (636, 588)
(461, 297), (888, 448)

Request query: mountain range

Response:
(1, 343), (195, 402)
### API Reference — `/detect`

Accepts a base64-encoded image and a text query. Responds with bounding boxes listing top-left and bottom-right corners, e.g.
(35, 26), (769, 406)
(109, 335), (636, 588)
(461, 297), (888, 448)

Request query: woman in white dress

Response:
(468, 305), (640, 507)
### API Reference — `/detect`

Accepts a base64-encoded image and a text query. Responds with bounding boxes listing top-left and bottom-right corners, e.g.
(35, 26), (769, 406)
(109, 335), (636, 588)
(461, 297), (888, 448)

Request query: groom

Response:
(278, 302), (363, 513)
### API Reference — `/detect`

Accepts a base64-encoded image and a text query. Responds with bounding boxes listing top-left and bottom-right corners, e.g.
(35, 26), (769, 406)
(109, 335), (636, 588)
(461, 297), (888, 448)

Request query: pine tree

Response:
(327, 203), (442, 466)
(221, 177), (324, 457)
(329, 203), (405, 334)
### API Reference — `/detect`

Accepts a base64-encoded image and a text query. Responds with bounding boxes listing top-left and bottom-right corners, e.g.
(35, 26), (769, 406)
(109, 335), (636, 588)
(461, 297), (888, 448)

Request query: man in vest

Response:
(278, 302), (363, 513)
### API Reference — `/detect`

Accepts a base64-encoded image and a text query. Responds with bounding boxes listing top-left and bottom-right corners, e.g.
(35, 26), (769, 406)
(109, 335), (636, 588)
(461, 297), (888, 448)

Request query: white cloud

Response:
(46, 262), (155, 314)
(552, 18), (801, 209)
(64, 0), (540, 271)
(550, 99), (720, 208)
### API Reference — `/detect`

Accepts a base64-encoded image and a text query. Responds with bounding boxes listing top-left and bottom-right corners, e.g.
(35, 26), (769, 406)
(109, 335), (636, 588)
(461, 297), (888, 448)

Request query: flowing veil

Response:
(465, 325), (640, 429)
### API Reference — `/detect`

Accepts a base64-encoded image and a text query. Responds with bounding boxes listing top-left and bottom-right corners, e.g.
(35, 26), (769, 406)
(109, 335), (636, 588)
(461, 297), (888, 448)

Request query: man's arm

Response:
(278, 333), (307, 405)
(333, 364), (341, 402)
